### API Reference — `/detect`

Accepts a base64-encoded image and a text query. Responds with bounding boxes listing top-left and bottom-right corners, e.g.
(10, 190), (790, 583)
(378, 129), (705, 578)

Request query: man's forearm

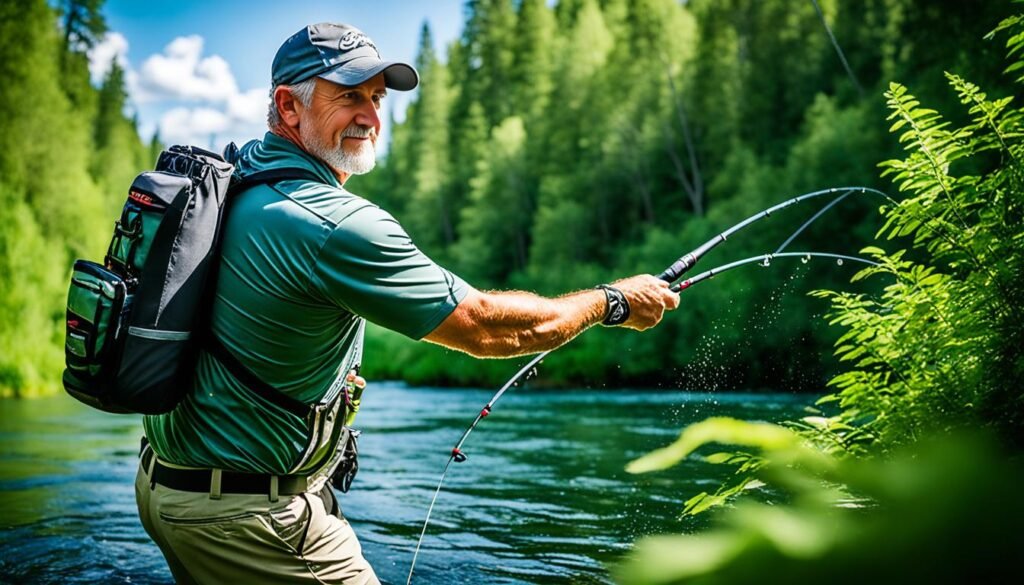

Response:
(424, 274), (679, 359)
(426, 288), (607, 358)
(474, 289), (607, 356)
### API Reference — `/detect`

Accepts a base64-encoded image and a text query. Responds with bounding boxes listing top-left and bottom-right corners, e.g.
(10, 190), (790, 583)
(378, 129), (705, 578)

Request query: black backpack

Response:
(62, 144), (318, 414)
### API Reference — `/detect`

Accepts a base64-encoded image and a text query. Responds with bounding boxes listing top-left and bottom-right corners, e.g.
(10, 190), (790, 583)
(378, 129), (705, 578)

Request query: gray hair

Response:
(267, 77), (317, 130)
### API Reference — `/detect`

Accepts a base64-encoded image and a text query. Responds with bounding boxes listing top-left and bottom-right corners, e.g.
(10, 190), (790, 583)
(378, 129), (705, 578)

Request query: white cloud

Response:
(157, 102), (269, 150)
(158, 107), (231, 145)
(87, 32), (130, 84)
(136, 35), (239, 103)
(97, 34), (271, 149)
(227, 88), (270, 125)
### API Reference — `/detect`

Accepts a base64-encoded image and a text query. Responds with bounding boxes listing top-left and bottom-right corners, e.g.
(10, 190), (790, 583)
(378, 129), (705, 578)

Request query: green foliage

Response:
(0, 184), (66, 395)
(454, 116), (530, 284)
(808, 34), (1024, 448)
(603, 28), (1024, 585)
(59, 0), (107, 51)
(397, 23), (455, 252)
(617, 3), (1024, 550)
(617, 429), (1024, 585)
(988, 8), (1024, 83)
(626, 416), (840, 518)
(626, 417), (807, 475)
(0, 0), (148, 396)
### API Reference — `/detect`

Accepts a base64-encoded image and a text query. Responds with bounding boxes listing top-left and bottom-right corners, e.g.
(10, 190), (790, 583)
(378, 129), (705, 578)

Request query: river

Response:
(0, 383), (810, 584)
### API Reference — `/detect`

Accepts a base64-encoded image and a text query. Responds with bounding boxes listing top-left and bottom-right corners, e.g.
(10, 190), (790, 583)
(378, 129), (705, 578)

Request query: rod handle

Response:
(658, 253), (696, 282)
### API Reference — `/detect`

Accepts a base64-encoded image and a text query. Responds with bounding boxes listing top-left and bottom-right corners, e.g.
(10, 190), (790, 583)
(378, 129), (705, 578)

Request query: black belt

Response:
(141, 446), (309, 496)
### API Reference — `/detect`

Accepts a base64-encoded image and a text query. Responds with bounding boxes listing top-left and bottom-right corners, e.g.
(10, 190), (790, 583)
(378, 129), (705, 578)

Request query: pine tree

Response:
(0, 0), (111, 395)
(509, 0), (556, 123)
(92, 60), (147, 209)
(453, 116), (530, 284)
(402, 23), (455, 253)
(59, 0), (106, 51)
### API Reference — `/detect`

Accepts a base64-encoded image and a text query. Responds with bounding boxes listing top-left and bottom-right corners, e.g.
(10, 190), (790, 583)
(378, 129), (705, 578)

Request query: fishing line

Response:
(810, 0), (864, 96)
(406, 186), (888, 583)
(774, 190), (853, 254)
(406, 353), (544, 585)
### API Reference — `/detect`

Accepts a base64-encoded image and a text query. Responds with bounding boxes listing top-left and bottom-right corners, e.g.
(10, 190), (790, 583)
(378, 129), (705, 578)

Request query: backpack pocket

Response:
(114, 326), (194, 414)
(107, 188), (170, 276)
(65, 260), (131, 379)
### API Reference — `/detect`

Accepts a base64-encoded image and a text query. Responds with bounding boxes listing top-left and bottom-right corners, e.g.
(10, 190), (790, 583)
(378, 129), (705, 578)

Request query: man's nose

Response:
(355, 101), (381, 134)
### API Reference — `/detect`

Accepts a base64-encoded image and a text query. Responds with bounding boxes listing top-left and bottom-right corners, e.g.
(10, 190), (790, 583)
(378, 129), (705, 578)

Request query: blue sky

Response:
(92, 0), (466, 150)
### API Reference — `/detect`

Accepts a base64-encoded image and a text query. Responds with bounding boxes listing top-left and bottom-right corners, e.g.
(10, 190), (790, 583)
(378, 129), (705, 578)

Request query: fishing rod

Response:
(406, 186), (888, 584)
(673, 251), (876, 292)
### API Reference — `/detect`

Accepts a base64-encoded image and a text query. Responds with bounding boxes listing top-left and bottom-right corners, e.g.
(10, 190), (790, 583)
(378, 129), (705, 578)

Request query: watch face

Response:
(609, 302), (626, 323)
(599, 285), (629, 326)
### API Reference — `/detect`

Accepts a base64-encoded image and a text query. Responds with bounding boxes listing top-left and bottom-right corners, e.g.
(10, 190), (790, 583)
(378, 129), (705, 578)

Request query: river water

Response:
(0, 383), (810, 584)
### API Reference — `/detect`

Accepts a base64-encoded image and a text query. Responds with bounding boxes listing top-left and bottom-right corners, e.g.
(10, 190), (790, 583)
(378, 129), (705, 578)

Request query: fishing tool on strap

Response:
(406, 186), (889, 584)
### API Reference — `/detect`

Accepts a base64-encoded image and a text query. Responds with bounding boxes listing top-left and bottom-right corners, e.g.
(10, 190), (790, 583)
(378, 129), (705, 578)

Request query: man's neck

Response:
(269, 128), (351, 185)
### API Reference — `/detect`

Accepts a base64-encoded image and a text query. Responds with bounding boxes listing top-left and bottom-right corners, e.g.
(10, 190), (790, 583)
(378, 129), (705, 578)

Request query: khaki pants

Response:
(135, 451), (380, 584)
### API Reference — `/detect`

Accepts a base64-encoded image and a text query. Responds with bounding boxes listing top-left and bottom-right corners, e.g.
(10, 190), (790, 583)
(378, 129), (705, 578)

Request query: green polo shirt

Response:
(143, 133), (468, 474)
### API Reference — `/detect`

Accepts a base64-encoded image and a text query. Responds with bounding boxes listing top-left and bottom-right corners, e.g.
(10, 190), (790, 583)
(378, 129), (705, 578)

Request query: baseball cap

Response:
(272, 23), (419, 91)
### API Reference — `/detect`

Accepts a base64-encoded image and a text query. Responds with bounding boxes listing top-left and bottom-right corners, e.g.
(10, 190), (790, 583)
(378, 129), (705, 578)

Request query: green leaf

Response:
(626, 418), (801, 474)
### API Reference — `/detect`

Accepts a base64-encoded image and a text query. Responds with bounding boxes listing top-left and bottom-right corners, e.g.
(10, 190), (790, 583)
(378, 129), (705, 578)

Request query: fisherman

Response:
(135, 22), (679, 584)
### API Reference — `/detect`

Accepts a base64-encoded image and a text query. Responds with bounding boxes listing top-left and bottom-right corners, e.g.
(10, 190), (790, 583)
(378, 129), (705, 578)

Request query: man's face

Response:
(298, 74), (387, 176)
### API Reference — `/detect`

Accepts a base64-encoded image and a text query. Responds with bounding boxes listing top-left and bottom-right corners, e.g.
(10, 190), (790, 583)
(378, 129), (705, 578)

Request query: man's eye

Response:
(342, 92), (359, 100)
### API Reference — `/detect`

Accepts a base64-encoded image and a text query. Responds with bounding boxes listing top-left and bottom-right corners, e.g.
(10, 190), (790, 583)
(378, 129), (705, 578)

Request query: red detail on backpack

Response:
(129, 190), (160, 208)
(68, 319), (80, 329)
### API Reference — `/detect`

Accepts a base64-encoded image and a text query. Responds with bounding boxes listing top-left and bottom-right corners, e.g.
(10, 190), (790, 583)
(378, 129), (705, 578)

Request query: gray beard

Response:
(301, 122), (377, 176)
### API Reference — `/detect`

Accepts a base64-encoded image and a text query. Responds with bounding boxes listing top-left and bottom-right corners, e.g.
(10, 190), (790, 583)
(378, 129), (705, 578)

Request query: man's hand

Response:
(609, 274), (680, 331)
(346, 370), (366, 390)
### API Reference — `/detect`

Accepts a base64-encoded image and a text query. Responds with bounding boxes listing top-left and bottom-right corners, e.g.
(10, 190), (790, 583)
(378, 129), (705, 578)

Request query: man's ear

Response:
(275, 86), (302, 128)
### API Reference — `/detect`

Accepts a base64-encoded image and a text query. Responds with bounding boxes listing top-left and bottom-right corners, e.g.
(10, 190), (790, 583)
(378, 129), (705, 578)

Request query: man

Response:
(135, 23), (679, 584)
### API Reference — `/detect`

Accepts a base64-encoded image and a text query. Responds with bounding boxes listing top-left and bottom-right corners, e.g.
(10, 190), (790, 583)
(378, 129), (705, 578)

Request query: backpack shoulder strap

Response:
(201, 166), (325, 419)
(231, 168), (324, 193)
(205, 335), (311, 419)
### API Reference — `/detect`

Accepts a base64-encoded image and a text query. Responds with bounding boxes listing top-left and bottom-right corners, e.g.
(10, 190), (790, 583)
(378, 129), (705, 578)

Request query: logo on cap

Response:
(338, 31), (378, 56)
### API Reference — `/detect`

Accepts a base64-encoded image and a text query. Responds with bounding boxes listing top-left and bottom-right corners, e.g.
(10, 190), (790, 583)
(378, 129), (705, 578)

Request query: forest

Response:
(0, 0), (1018, 397)
(0, 0), (156, 396)
(354, 0), (1018, 391)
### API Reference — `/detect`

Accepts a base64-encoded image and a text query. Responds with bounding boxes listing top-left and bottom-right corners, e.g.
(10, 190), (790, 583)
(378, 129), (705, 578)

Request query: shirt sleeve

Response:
(310, 204), (469, 339)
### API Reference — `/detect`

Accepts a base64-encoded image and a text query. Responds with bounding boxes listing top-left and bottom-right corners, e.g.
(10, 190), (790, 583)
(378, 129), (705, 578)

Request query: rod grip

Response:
(658, 254), (696, 282)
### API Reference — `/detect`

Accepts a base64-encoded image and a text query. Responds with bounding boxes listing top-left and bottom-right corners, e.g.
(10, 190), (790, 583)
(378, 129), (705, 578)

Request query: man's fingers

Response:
(346, 370), (367, 389)
(666, 289), (681, 310)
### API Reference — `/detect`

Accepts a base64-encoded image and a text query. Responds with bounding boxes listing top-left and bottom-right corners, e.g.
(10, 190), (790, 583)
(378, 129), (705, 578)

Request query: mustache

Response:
(342, 124), (375, 139)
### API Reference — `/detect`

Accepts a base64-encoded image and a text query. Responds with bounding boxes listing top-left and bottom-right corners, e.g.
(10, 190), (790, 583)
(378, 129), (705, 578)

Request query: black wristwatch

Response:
(596, 285), (630, 326)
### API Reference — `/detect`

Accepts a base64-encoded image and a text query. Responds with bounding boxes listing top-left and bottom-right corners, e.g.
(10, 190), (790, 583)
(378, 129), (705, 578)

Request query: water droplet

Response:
(761, 257), (771, 267)
(801, 254), (810, 264)
(836, 258), (844, 266)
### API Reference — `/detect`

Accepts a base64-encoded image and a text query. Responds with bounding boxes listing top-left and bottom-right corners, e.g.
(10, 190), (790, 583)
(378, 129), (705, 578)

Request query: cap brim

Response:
(318, 56), (419, 91)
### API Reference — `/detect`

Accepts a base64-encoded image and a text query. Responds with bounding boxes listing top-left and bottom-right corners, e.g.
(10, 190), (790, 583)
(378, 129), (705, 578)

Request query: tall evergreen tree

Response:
(453, 116), (530, 284)
(0, 0), (113, 395)
(509, 0), (556, 123)
(402, 23), (455, 252)
(92, 60), (147, 206)
(60, 0), (106, 51)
